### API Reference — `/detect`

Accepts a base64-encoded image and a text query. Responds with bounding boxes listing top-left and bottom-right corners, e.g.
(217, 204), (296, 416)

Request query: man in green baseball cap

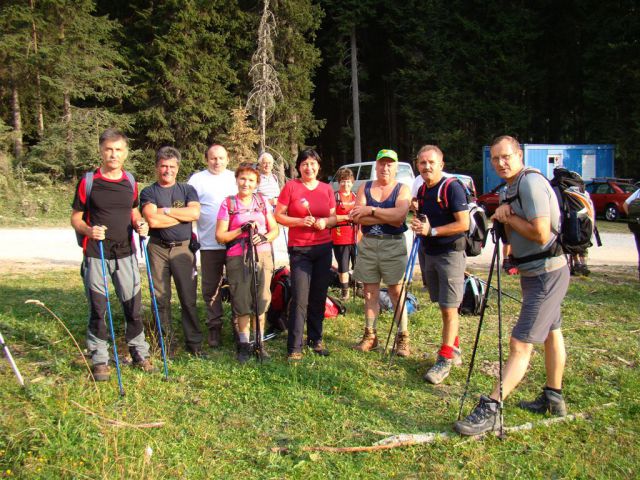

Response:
(375, 149), (399, 162)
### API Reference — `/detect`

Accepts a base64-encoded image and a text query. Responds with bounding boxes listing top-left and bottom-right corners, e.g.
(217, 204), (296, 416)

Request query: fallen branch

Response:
(71, 400), (165, 429)
(276, 403), (615, 454)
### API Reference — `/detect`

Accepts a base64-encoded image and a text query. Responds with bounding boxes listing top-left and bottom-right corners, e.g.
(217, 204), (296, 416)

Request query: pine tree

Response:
(223, 107), (260, 168)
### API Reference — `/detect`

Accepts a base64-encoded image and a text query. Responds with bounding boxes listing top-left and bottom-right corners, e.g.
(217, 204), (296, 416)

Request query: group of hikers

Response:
(71, 129), (575, 436)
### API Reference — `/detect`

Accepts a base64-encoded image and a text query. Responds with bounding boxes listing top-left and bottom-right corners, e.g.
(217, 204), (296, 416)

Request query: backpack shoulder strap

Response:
(436, 177), (457, 210)
(226, 195), (237, 216)
(254, 193), (268, 215)
(84, 172), (94, 209)
(335, 191), (341, 207)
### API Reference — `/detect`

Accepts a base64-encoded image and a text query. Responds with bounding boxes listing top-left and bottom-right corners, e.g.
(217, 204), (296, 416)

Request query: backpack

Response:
(266, 266), (291, 333)
(627, 197), (640, 234)
(76, 170), (136, 247)
(505, 167), (601, 262)
(378, 288), (419, 315)
(417, 177), (489, 257)
(324, 295), (347, 318)
(458, 274), (486, 316)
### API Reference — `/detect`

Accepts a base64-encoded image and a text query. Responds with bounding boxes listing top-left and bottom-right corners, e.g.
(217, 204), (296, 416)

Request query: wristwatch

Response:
(371, 207), (377, 217)
(430, 227), (438, 237)
(163, 207), (171, 215)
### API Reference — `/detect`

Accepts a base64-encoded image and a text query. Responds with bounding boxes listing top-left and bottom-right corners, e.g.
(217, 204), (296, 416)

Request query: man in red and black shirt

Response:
(71, 128), (153, 382)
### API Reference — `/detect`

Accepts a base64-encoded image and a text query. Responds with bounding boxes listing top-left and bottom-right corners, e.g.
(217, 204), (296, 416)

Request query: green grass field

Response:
(0, 265), (639, 479)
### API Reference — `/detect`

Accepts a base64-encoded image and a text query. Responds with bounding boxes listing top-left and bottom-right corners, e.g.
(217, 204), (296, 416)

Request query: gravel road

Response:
(0, 228), (636, 272)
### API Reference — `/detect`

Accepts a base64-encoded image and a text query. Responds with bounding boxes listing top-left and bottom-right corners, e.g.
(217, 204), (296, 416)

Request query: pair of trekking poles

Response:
(97, 233), (169, 397)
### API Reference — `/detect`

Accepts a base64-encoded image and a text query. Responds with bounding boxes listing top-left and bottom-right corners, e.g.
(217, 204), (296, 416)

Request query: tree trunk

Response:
(63, 91), (75, 176)
(289, 113), (298, 178)
(351, 27), (362, 163)
(11, 84), (24, 160)
(31, 0), (44, 137)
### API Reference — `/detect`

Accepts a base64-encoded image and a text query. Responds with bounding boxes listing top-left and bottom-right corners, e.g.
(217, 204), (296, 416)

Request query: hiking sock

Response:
(544, 386), (562, 395)
(399, 312), (408, 332)
(439, 344), (455, 359)
(238, 332), (250, 344)
(365, 316), (377, 329)
(340, 282), (349, 291)
(454, 336), (460, 348)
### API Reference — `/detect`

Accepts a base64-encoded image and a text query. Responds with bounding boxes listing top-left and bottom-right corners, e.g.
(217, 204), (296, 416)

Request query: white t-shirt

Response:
(411, 175), (424, 197)
(257, 173), (280, 200)
(188, 169), (238, 250)
(625, 188), (640, 206)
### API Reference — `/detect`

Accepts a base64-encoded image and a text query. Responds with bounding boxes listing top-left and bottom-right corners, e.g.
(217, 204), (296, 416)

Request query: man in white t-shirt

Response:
(188, 144), (238, 347)
(256, 152), (281, 206)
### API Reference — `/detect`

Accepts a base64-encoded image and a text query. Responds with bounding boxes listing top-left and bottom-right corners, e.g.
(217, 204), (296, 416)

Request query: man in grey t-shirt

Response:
(455, 135), (570, 436)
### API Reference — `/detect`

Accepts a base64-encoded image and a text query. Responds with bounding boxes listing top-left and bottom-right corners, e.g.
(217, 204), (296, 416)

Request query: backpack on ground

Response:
(505, 167), (601, 262)
(626, 197), (640, 234)
(378, 288), (419, 315)
(75, 170), (136, 247)
(324, 295), (347, 318)
(417, 177), (489, 257)
(266, 266), (291, 333)
(458, 274), (486, 316)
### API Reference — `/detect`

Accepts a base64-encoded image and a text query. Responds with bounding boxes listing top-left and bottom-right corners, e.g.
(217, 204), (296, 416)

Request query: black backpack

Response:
(458, 274), (486, 316)
(417, 177), (489, 257)
(627, 197), (640, 234)
(505, 168), (601, 263)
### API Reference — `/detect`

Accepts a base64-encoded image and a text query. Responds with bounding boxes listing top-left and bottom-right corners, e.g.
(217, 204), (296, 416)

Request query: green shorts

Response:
(226, 251), (274, 317)
(354, 235), (407, 285)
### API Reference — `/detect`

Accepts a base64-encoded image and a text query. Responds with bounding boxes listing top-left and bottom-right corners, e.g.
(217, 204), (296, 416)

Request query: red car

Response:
(477, 183), (505, 216)
(585, 179), (635, 221)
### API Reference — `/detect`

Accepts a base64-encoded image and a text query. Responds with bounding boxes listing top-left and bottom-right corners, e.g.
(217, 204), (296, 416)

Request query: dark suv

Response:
(585, 178), (636, 221)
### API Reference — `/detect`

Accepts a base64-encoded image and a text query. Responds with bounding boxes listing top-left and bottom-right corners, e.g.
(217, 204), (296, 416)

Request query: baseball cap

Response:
(375, 149), (398, 162)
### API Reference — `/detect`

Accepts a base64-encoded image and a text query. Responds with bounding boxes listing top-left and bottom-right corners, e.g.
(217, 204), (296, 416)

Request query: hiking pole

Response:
(464, 272), (522, 304)
(249, 225), (263, 362)
(496, 227), (505, 439)
(457, 226), (501, 420)
(352, 222), (359, 301)
(139, 237), (169, 380)
(0, 330), (24, 387)
(383, 233), (421, 358)
(98, 239), (125, 396)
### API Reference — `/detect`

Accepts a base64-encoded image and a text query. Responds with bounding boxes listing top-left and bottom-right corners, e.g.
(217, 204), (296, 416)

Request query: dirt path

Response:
(1, 228), (636, 274)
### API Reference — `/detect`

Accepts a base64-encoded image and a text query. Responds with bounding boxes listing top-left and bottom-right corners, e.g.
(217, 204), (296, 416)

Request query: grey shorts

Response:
(512, 266), (570, 343)
(424, 249), (466, 308)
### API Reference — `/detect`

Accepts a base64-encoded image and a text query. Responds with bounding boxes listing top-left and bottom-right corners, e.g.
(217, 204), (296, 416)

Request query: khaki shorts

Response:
(226, 251), (274, 316)
(354, 235), (407, 285)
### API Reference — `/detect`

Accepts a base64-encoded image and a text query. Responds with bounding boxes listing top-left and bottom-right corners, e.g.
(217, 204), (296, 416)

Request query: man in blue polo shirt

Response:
(410, 145), (469, 385)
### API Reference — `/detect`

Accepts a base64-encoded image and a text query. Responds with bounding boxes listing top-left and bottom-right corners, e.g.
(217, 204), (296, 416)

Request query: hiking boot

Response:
(574, 263), (590, 276)
(341, 288), (350, 301)
(353, 328), (378, 352)
(454, 395), (501, 436)
(256, 345), (271, 363)
(133, 358), (157, 373)
(452, 347), (463, 366)
(287, 352), (303, 362)
(519, 388), (567, 416)
(237, 343), (252, 364)
(186, 345), (207, 359)
(208, 327), (222, 348)
(395, 331), (410, 357)
(355, 283), (364, 298)
(308, 340), (330, 356)
(424, 355), (453, 384)
(92, 363), (110, 382)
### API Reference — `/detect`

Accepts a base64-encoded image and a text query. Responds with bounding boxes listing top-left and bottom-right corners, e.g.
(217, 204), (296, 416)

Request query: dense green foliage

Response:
(0, 265), (638, 477)
(1, 0), (639, 184)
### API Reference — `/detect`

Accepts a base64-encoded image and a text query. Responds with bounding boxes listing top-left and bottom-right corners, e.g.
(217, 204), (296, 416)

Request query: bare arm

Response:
(410, 209), (470, 237)
(350, 184), (410, 227)
(492, 204), (551, 245)
(274, 202), (315, 228)
(215, 219), (241, 245)
(71, 210), (106, 240)
(142, 203), (180, 228)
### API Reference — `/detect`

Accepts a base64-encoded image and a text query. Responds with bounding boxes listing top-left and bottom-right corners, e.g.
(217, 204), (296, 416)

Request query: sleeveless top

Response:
(362, 181), (408, 236)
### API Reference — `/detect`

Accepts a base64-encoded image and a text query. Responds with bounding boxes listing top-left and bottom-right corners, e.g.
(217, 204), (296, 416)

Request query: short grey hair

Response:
(156, 146), (181, 166)
(258, 152), (274, 163)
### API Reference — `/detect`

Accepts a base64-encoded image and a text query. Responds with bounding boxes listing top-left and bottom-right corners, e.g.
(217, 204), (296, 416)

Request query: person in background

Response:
(216, 164), (279, 362)
(623, 187), (640, 281)
(256, 152), (281, 207)
(332, 167), (360, 300)
(188, 143), (238, 348)
(275, 149), (337, 361)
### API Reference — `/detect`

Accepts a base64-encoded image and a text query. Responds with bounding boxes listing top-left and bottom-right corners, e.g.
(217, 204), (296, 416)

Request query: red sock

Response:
(439, 344), (454, 359)
(454, 336), (460, 348)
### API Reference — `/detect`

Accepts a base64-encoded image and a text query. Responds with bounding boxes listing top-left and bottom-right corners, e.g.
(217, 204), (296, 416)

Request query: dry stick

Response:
(71, 401), (165, 429)
(274, 403), (615, 454)
(25, 299), (100, 399)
